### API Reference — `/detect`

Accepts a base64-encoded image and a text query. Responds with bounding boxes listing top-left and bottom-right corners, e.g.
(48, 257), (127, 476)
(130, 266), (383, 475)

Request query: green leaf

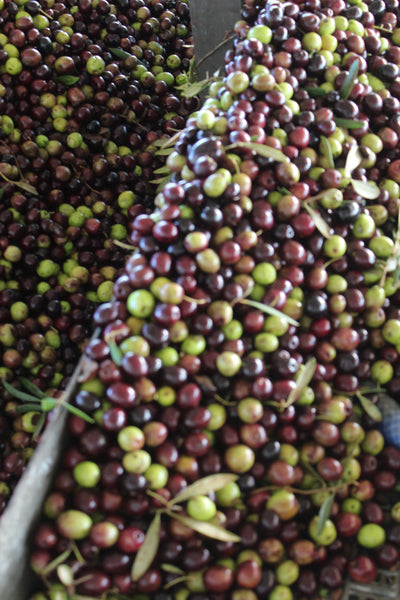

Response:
(226, 142), (289, 163)
(170, 512), (241, 542)
(316, 494), (335, 536)
(3, 381), (41, 403)
(153, 166), (171, 175)
(154, 147), (175, 156)
(285, 358), (317, 407)
(55, 75), (79, 86)
(161, 564), (185, 575)
(64, 403), (95, 424)
(32, 412), (46, 440)
(340, 60), (359, 99)
(304, 87), (327, 97)
(175, 80), (209, 98)
(351, 179), (380, 200)
(108, 340), (123, 366)
(0, 186), (6, 200)
(170, 474), (239, 506)
(320, 136), (334, 169)
(40, 549), (72, 576)
(14, 180), (38, 195)
(15, 403), (43, 413)
(131, 512), (161, 582)
(345, 144), (362, 175)
(304, 203), (332, 239)
(334, 118), (365, 130)
(18, 377), (46, 398)
(358, 394), (382, 422)
(109, 47), (133, 60)
(238, 298), (299, 326)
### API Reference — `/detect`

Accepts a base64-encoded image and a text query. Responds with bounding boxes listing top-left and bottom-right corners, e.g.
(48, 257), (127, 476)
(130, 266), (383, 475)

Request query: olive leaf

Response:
(225, 142), (289, 163)
(40, 549), (72, 576)
(107, 341), (123, 366)
(4, 381), (42, 404)
(149, 175), (172, 189)
(316, 493), (335, 535)
(237, 298), (299, 326)
(193, 374), (217, 394)
(334, 118), (365, 130)
(320, 136), (334, 169)
(154, 147), (176, 156)
(285, 358), (317, 408)
(168, 511), (241, 543)
(161, 564), (185, 575)
(153, 165), (171, 175)
(340, 60), (359, 100)
(175, 78), (212, 98)
(357, 393), (382, 422)
(351, 179), (380, 200)
(55, 75), (79, 86)
(0, 186), (6, 200)
(304, 203), (332, 239)
(170, 473), (238, 506)
(131, 511), (161, 582)
(32, 413), (46, 440)
(109, 47), (133, 60)
(17, 377), (45, 398)
(345, 144), (362, 175)
(304, 87), (327, 98)
(0, 172), (38, 195)
(4, 380), (95, 425)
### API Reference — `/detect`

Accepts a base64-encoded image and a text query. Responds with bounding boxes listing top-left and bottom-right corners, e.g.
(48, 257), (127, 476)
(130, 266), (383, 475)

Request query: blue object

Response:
(379, 394), (400, 450)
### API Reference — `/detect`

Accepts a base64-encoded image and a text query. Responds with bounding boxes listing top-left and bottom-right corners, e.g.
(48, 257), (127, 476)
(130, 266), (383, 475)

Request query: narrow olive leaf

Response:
(3, 381), (41, 403)
(16, 403), (43, 413)
(0, 186), (6, 200)
(334, 118), (365, 129)
(238, 298), (299, 326)
(18, 376), (46, 398)
(110, 47), (133, 60)
(41, 549), (72, 576)
(351, 179), (380, 200)
(131, 512), (161, 582)
(316, 494), (335, 536)
(155, 147), (175, 156)
(64, 403), (95, 423)
(108, 341), (123, 366)
(170, 474), (238, 506)
(304, 87), (327, 97)
(304, 203), (332, 239)
(14, 180), (38, 195)
(153, 166), (171, 175)
(286, 358), (317, 407)
(55, 75), (79, 86)
(226, 142), (288, 163)
(149, 175), (171, 185)
(175, 80), (209, 98)
(340, 59), (359, 99)
(320, 136), (334, 169)
(193, 374), (217, 394)
(358, 394), (382, 422)
(32, 412), (46, 440)
(345, 144), (362, 175)
(170, 512), (241, 543)
(161, 564), (185, 575)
